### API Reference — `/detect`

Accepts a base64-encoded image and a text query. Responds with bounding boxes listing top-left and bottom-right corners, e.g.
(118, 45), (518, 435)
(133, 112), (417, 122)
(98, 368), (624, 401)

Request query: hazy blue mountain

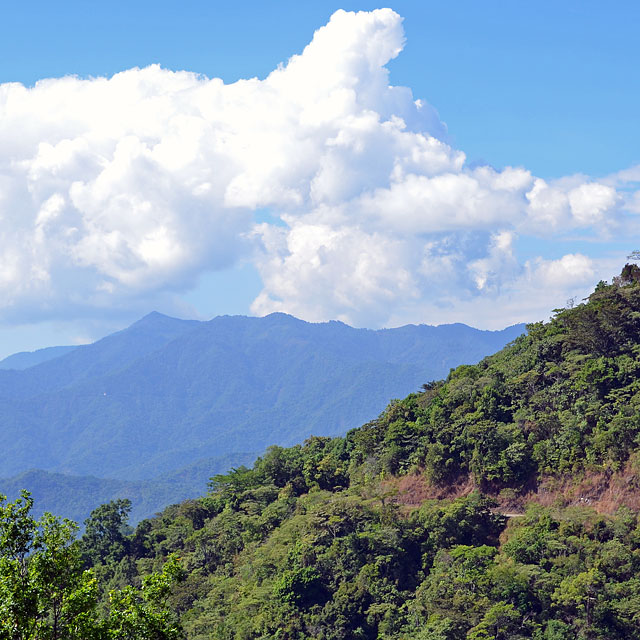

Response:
(0, 311), (199, 399)
(0, 312), (524, 519)
(0, 452), (258, 524)
(0, 345), (77, 370)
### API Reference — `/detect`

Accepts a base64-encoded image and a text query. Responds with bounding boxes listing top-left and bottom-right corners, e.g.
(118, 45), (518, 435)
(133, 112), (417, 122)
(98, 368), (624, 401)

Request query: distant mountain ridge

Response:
(0, 312), (525, 521)
(0, 345), (77, 370)
(0, 312), (199, 398)
(0, 451), (259, 525)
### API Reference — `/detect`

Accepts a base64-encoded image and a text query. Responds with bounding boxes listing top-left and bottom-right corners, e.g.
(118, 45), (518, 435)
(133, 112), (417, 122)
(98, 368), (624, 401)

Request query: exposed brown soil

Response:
(383, 472), (477, 507)
(531, 466), (640, 513)
(384, 461), (640, 515)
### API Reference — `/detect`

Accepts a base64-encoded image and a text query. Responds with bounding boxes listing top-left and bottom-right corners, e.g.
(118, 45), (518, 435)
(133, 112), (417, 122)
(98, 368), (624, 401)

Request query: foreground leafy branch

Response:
(0, 491), (183, 639)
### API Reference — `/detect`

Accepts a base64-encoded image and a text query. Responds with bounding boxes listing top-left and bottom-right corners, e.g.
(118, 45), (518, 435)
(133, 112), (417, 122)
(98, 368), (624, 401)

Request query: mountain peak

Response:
(128, 311), (201, 332)
(132, 311), (174, 324)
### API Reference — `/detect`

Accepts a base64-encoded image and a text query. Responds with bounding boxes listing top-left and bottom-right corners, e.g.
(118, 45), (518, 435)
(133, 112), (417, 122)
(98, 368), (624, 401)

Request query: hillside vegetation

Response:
(5, 268), (640, 639)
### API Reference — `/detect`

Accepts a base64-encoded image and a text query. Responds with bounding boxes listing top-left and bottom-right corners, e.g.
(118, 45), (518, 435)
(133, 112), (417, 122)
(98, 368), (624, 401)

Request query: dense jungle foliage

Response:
(4, 266), (640, 639)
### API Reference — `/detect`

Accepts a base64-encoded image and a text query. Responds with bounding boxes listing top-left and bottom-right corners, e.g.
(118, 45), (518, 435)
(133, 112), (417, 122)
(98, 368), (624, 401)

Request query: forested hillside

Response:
(5, 268), (640, 638)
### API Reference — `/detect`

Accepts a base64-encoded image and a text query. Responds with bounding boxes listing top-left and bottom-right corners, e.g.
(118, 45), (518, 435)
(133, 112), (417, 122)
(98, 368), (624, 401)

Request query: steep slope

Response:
(78, 268), (640, 639)
(354, 268), (640, 496)
(0, 313), (524, 480)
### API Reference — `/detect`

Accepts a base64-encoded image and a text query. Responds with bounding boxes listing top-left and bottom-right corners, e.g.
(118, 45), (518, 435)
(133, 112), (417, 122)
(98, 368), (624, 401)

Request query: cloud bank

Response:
(0, 9), (638, 329)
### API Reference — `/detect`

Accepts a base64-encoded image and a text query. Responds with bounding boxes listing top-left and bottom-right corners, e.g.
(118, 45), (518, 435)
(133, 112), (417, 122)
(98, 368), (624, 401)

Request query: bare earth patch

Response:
(384, 461), (640, 515)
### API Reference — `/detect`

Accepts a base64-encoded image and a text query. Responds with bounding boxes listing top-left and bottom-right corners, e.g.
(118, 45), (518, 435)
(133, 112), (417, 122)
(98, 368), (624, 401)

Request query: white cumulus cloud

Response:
(0, 8), (638, 330)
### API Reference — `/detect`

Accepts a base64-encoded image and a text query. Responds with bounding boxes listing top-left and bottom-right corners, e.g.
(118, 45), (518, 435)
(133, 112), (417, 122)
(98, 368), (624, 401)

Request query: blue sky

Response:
(4, 1), (638, 178)
(0, 1), (639, 357)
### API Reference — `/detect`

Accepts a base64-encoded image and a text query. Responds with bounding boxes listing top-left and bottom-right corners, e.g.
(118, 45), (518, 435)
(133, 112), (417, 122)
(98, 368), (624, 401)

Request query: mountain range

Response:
(0, 312), (524, 521)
